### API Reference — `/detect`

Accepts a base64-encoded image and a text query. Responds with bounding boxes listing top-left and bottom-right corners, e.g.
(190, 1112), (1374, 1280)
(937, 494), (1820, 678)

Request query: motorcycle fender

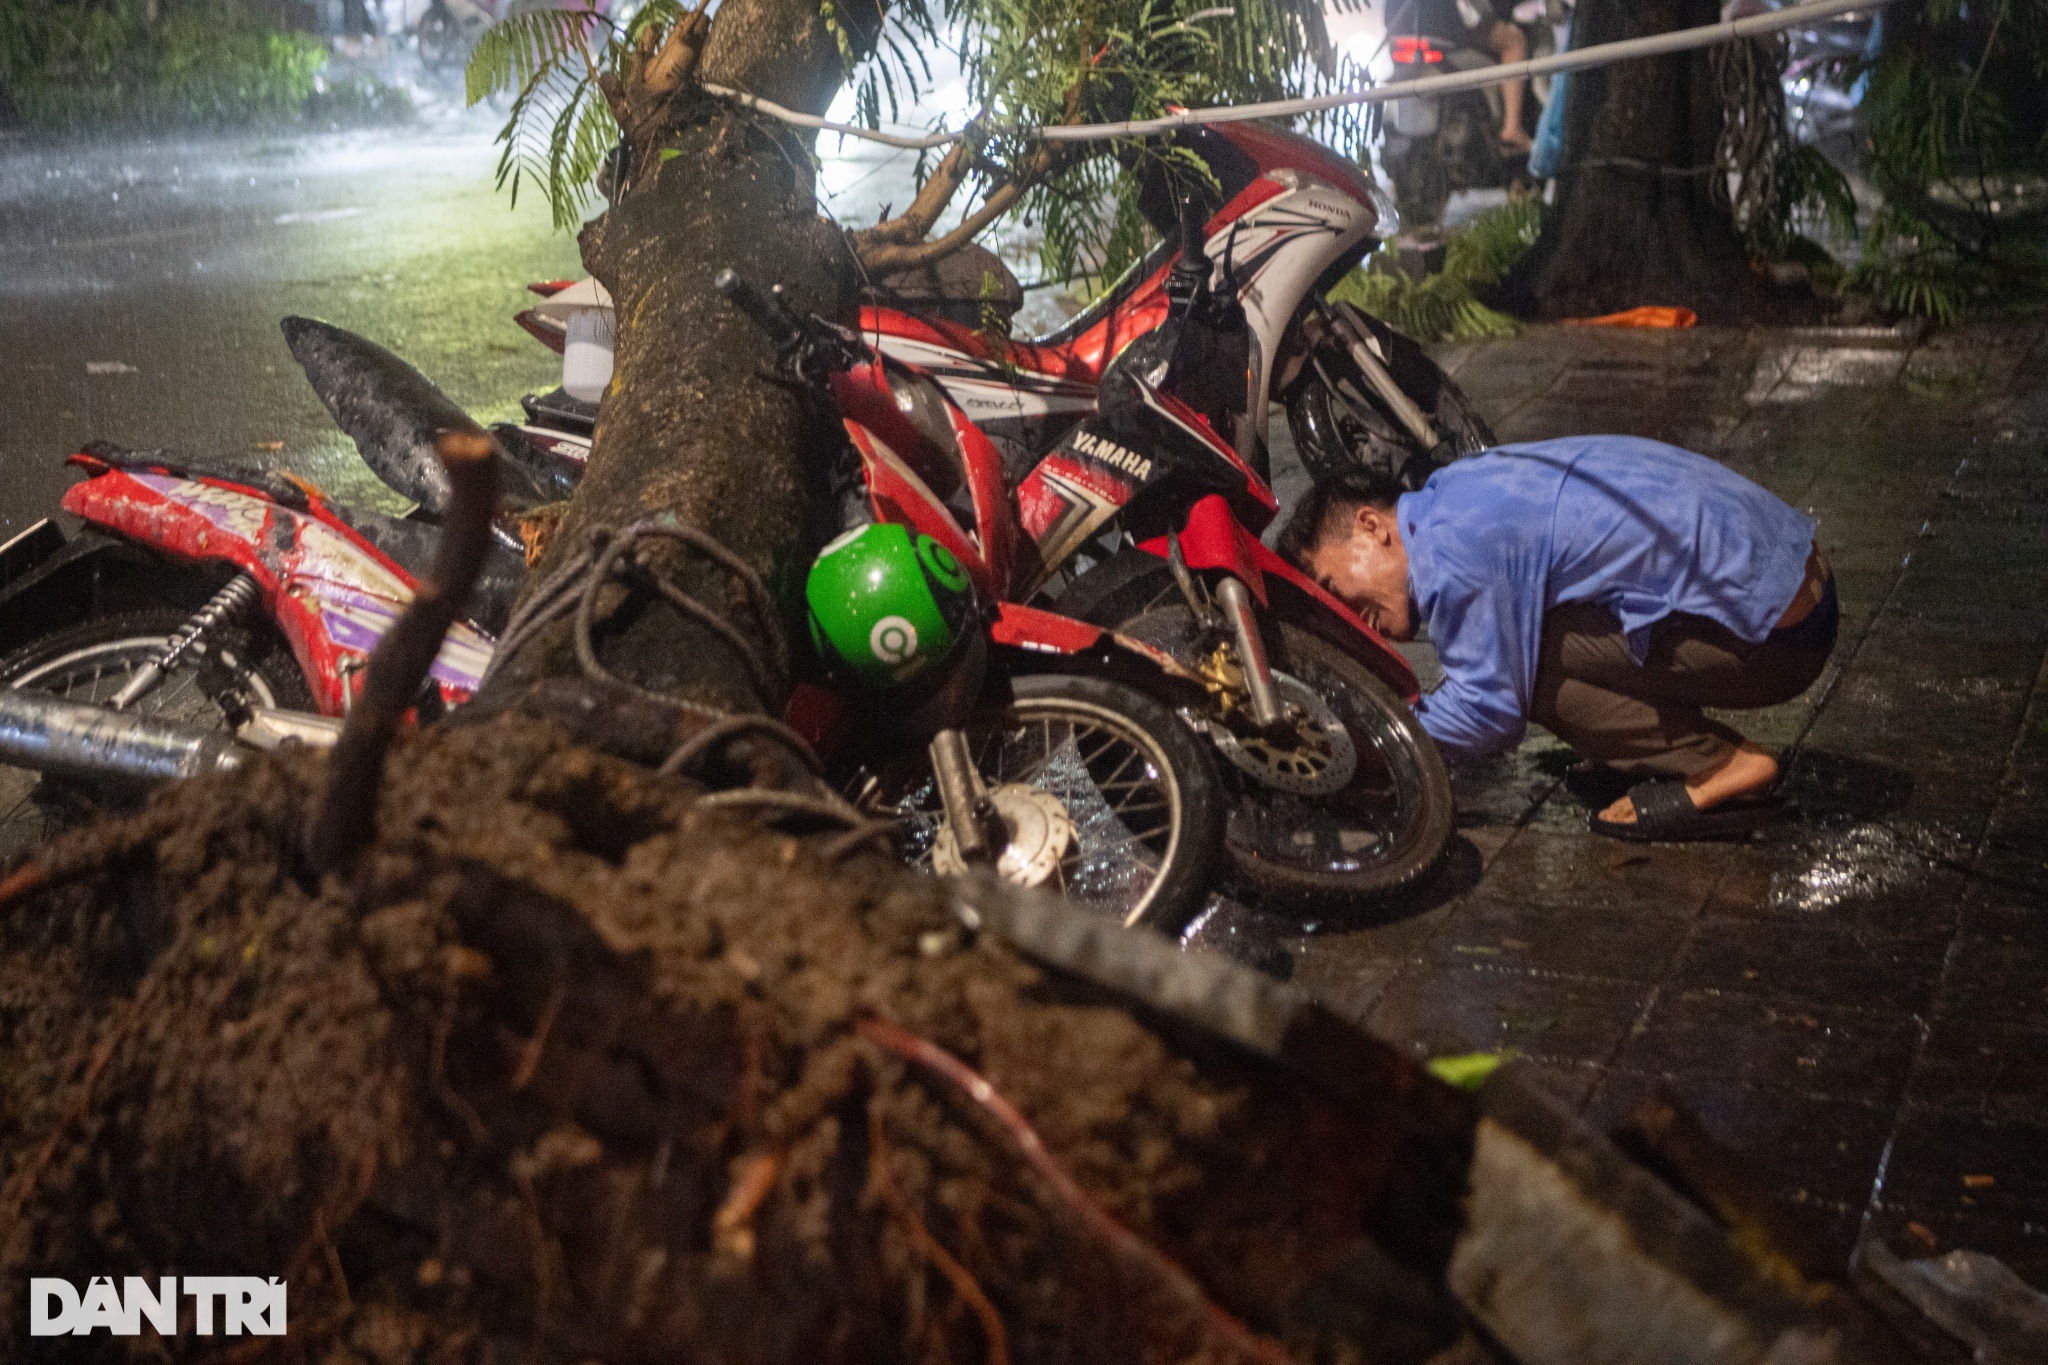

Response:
(61, 465), (493, 714)
(846, 424), (999, 601)
(989, 602), (1205, 691)
(1137, 494), (1420, 701)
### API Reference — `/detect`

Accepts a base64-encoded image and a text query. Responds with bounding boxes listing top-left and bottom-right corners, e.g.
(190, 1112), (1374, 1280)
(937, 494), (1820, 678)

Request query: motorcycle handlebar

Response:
(713, 268), (803, 351)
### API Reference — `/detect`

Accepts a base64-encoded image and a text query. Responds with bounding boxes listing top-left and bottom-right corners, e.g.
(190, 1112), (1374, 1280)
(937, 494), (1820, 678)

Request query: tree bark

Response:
(1498, 0), (1784, 323)
(476, 0), (862, 728)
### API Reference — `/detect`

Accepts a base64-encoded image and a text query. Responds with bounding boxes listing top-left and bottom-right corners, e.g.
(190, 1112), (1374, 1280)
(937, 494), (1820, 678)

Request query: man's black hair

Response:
(1272, 466), (1405, 569)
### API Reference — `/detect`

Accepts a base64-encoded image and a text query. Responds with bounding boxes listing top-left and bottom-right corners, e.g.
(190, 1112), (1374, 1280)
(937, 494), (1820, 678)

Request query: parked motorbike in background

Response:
(1379, 0), (1553, 228)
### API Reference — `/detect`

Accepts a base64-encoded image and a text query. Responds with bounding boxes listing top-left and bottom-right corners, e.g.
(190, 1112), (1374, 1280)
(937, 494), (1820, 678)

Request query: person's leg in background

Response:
(1487, 19), (1533, 150)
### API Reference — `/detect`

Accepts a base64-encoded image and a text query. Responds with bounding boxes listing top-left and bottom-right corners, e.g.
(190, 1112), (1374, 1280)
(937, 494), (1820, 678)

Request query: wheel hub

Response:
(1209, 671), (1357, 796)
(930, 784), (1074, 888)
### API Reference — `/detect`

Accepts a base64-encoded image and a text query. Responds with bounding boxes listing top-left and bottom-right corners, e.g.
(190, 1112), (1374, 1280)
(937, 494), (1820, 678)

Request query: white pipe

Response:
(702, 0), (1890, 149)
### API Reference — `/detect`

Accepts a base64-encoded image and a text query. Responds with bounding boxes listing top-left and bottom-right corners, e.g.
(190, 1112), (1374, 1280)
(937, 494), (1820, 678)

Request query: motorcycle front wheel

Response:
(867, 674), (1223, 936)
(1286, 302), (1495, 491)
(1121, 606), (1455, 901)
(0, 610), (309, 864)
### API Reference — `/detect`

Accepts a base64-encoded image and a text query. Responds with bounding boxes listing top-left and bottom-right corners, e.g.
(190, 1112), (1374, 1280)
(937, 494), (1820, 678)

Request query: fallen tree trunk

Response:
(475, 0), (857, 723)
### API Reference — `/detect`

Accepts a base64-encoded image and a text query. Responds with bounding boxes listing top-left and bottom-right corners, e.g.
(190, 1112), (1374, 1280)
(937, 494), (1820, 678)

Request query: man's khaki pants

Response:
(1529, 602), (1835, 778)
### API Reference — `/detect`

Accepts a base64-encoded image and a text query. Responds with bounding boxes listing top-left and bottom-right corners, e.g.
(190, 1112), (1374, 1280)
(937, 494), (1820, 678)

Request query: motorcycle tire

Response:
(0, 610), (309, 861)
(1389, 137), (1452, 230)
(416, 9), (467, 72)
(1121, 606), (1454, 902)
(873, 673), (1224, 937)
(1285, 304), (1495, 491)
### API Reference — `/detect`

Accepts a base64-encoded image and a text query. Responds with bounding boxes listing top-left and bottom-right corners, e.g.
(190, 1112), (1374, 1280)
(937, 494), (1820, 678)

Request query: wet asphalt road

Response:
(0, 122), (581, 537)
(4, 119), (2047, 1295)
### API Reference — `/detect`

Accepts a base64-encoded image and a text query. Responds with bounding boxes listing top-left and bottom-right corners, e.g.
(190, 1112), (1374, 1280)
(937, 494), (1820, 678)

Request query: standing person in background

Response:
(1389, 0), (1537, 152)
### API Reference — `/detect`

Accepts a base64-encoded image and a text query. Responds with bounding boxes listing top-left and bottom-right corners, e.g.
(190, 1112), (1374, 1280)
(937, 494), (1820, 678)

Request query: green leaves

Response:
(467, 8), (620, 232)
(838, 0), (1343, 289)
(1328, 200), (1538, 344)
(1842, 0), (2048, 321)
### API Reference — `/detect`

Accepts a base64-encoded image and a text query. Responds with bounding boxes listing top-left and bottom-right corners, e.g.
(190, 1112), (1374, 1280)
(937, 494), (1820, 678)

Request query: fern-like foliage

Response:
(820, 0), (1356, 289)
(1327, 198), (1538, 344)
(467, 4), (672, 231)
(469, 0), (1360, 289)
(1841, 0), (2048, 320)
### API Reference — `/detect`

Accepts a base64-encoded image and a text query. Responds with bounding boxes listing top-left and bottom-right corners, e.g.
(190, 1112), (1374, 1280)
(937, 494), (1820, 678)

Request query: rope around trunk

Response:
(484, 517), (893, 853)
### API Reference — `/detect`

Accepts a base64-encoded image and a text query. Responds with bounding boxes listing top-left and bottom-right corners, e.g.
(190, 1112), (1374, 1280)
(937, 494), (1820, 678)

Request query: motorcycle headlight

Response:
(886, 367), (963, 461)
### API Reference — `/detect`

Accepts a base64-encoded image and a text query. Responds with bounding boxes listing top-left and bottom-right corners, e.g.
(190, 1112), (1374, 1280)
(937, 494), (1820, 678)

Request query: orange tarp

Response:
(1564, 306), (1698, 329)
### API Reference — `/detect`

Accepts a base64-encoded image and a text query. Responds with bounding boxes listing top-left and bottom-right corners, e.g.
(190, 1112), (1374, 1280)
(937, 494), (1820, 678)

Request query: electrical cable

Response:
(700, 0), (1895, 150)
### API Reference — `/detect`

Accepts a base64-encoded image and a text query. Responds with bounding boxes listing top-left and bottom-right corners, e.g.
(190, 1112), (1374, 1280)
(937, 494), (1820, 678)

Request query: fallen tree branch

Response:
(854, 133), (983, 248)
(855, 1015), (1293, 1365)
(850, 81), (1083, 274)
(307, 431), (498, 876)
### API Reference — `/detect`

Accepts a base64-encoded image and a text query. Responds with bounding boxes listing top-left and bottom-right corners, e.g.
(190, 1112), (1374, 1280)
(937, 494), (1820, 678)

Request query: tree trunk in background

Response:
(1500, 0), (1783, 322)
(475, 0), (858, 725)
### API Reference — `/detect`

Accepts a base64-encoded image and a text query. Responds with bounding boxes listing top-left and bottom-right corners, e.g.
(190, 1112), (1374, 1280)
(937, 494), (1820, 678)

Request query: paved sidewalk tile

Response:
(1272, 318), (2048, 1289)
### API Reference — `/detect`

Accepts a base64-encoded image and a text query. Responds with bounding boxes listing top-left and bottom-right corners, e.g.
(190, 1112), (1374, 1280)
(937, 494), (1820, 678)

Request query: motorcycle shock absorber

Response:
(1214, 576), (1285, 731)
(110, 572), (264, 712)
(928, 727), (999, 864)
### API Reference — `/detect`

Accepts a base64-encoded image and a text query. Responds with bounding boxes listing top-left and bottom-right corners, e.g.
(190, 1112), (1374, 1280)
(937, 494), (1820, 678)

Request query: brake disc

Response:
(931, 784), (1074, 888)
(1209, 671), (1357, 796)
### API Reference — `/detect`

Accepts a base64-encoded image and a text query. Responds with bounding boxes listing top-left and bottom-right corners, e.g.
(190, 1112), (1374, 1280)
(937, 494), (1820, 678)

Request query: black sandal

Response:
(1563, 762), (1633, 810)
(1589, 778), (1783, 843)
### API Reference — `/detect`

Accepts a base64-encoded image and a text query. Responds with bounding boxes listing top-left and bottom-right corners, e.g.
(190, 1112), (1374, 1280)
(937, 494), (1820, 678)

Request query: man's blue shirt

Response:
(1400, 437), (1817, 759)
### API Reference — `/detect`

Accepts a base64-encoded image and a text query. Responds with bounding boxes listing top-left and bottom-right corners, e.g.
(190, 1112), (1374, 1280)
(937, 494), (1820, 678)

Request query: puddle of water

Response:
(1768, 819), (1970, 914)
(1745, 347), (1910, 405)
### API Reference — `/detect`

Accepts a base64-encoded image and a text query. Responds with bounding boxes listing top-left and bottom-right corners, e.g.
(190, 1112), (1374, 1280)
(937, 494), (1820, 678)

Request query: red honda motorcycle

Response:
(513, 119), (1495, 497)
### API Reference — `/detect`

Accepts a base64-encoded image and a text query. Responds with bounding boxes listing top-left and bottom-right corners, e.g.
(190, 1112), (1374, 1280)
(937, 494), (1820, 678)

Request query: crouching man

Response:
(1275, 436), (1838, 840)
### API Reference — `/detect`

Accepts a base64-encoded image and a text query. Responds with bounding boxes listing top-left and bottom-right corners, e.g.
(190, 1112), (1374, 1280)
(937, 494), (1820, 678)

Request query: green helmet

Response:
(805, 522), (975, 688)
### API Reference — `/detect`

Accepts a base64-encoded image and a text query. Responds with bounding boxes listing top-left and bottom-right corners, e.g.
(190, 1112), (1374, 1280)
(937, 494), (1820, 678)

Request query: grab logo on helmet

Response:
(869, 615), (919, 665)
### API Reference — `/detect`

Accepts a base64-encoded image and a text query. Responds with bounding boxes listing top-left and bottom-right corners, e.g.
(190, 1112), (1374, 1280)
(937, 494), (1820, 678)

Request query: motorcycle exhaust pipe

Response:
(0, 690), (249, 784)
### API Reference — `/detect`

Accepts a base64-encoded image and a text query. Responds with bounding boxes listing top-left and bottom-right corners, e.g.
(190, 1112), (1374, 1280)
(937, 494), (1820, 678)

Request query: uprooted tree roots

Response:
(0, 717), (1467, 1363)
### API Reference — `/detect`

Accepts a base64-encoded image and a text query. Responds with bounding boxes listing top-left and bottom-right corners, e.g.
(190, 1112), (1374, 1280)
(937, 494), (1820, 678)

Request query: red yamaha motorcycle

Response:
(718, 180), (1454, 906)
(512, 119), (1495, 498)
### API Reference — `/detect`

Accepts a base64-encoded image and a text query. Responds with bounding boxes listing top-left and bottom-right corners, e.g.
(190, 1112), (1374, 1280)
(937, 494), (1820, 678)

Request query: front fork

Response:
(1214, 576), (1283, 728)
(1165, 532), (1287, 731)
(1317, 302), (1443, 455)
(928, 726), (1000, 864)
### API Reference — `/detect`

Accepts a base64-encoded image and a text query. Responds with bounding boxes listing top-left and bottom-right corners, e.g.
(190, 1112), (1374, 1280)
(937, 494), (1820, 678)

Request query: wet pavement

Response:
(0, 123), (579, 535)
(1224, 317), (2048, 1289)
(3, 122), (2045, 1293)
